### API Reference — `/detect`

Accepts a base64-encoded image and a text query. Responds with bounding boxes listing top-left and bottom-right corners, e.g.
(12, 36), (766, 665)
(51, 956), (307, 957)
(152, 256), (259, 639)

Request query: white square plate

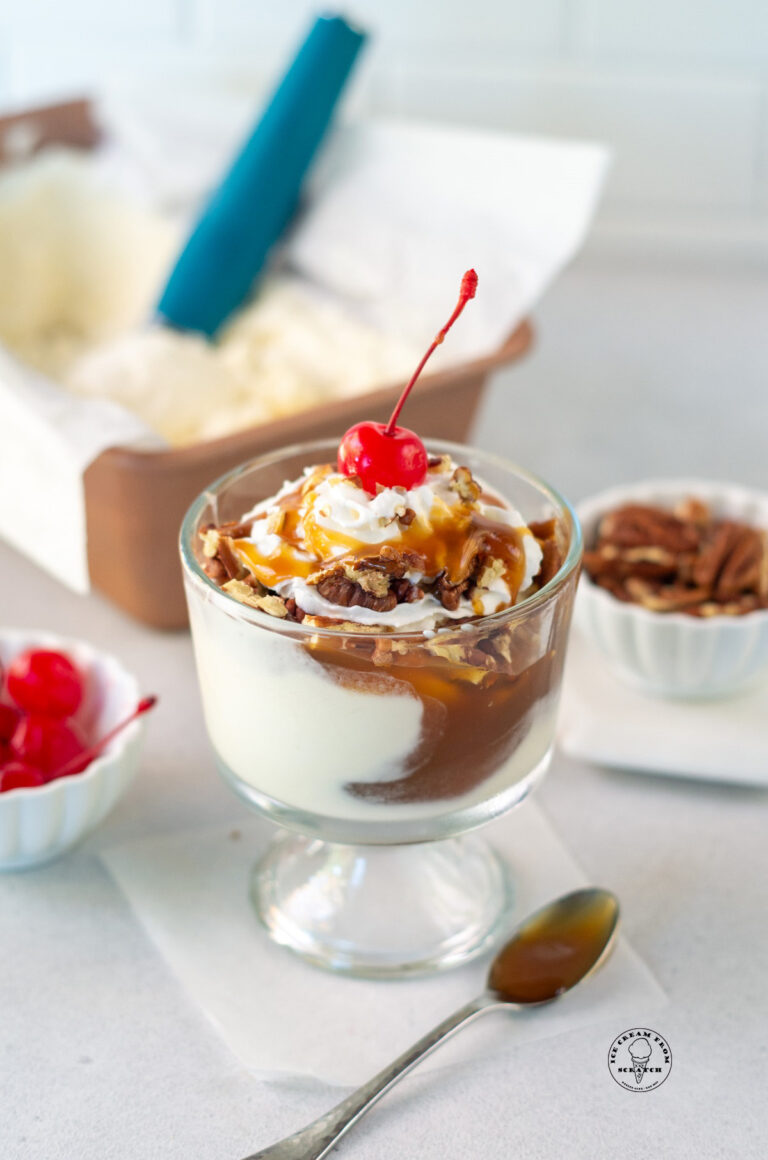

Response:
(559, 631), (768, 786)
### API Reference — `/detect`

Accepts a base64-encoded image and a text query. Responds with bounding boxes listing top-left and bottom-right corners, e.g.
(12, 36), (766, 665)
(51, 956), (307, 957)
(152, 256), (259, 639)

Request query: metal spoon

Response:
(241, 887), (620, 1160)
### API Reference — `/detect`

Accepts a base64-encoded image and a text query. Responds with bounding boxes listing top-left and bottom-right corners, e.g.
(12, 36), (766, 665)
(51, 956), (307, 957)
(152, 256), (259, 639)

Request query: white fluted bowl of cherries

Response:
(0, 630), (155, 870)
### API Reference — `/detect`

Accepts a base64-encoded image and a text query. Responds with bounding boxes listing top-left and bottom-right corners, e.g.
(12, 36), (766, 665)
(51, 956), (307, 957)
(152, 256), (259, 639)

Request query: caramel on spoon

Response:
(241, 888), (620, 1160)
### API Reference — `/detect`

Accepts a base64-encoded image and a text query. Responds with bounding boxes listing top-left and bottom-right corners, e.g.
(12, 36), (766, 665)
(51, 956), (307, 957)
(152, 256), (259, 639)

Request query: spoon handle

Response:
(242, 993), (502, 1160)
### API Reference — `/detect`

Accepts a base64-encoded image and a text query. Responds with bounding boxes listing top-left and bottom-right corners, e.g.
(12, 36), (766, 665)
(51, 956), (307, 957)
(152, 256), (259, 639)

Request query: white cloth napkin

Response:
(102, 799), (663, 1086)
(0, 348), (160, 593)
(287, 119), (610, 364)
(559, 631), (768, 786)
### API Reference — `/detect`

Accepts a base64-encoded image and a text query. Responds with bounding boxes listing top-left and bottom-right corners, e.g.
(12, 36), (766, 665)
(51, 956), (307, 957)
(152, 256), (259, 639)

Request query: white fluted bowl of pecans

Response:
(575, 479), (768, 698)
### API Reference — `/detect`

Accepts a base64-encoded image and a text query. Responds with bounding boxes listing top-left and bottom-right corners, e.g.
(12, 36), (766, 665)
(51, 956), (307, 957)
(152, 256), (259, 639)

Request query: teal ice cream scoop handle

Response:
(157, 13), (366, 337)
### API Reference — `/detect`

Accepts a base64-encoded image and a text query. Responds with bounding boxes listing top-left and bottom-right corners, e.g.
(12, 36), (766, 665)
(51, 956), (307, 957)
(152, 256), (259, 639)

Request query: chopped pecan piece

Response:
(217, 520), (253, 539)
(370, 638), (411, 666)
(428, 454), (452, 472)
(426, 639), (490, 683)
(203, 556), (227, 584)
(266, 507), (286, 535)
(348, 565), (390, 598)
(364, 544), (427, 578)
(302, 615), (381, 632)
(434, 571), (471, 611)
(674, 497), (710, 525)
(391, 577), (423, 603)
(529, 518), (564, 587)
(199, 526), (220, 559)
(476, 557), (505, 590)
(284, 597), (306, 622)
(528, 518), (557, 541)
(216, 536), (247, 581)
(222, 580), (288, 617)
(450, 466), (481, 503)
(536, 540), (562, 587)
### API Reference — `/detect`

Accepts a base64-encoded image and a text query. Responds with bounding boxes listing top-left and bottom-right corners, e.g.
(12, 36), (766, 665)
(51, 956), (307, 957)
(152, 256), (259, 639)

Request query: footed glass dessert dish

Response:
(180, 438), (581, 977)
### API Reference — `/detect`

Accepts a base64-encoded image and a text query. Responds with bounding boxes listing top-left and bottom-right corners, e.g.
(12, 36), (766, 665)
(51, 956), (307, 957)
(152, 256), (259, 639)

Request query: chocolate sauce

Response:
(341, 647), (561, 804)
(302, 590), (574, 805)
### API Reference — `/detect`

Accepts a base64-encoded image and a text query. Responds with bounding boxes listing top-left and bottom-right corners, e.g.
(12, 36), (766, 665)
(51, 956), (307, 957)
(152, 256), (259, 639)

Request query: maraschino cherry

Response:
(50, 695), (157, 781)
(0, 703), (21, 741)
(6, 648), (84, 718)
(10, 714), (87, 778)
(338, 269), (478, 494)
(0, 643), (158, 793)
(0, 762), (46, 791)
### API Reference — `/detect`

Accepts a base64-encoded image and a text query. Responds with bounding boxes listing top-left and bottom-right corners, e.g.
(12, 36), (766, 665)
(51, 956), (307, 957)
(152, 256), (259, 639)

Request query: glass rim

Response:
(179, 437), (583, 640)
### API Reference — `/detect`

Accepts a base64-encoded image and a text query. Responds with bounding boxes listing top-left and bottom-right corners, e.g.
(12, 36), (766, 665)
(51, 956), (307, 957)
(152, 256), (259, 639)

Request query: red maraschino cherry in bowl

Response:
(0, 630), (156, 869)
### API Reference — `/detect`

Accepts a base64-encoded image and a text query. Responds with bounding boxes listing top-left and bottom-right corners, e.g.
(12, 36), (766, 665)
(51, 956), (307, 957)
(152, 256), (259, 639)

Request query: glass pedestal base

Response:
(251, 831), (513, 978)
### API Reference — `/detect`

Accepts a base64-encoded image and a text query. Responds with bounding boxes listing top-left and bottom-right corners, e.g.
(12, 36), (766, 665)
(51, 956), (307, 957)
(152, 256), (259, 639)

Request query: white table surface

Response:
(2, 261), (767, 1160)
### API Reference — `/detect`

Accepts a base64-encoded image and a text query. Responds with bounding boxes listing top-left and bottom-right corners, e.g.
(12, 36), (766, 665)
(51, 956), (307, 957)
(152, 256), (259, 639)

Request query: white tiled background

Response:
(0, 1), (766, 256)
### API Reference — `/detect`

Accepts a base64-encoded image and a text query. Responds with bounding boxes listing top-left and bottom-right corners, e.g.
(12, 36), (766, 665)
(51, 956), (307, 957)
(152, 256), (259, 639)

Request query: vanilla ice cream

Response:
(0, 151), (419, 446)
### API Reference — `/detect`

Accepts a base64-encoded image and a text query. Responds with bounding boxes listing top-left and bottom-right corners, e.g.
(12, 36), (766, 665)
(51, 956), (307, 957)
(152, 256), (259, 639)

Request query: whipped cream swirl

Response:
(237, 458), (544, 630)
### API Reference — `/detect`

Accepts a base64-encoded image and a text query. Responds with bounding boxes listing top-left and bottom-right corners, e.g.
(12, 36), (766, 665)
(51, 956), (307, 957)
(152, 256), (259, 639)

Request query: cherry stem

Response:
(384, 269), (478, 437)
(51, 695), (157, 780)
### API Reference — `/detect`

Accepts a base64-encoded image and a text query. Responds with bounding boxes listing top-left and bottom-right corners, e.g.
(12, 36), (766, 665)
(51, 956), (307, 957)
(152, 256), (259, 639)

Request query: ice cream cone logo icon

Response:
(608, 1028), (672, 1091)
(628, 1038), (652, 1085)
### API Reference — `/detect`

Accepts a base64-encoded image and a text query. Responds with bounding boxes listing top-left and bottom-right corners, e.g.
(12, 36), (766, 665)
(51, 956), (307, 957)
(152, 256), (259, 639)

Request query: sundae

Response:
(183, 272), (580, 836)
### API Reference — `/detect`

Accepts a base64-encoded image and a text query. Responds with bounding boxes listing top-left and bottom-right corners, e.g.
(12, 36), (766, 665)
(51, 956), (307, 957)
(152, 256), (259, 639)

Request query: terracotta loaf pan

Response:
(84, 322), (534, 629)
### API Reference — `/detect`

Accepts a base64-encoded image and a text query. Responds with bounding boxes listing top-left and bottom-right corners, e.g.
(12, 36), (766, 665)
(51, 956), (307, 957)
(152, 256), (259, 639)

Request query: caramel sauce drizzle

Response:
(233, 465), (529, 605)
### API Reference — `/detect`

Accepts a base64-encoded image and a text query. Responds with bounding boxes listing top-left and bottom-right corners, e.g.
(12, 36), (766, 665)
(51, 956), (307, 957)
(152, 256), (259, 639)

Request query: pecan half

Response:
(715, 527), (766, 601)
(584, 497), (767, 617)
(692, 522), (744, 590)
(310, 563), (402, 612)
(624, 578), (711, 612)
(599, 505), (700, 553)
